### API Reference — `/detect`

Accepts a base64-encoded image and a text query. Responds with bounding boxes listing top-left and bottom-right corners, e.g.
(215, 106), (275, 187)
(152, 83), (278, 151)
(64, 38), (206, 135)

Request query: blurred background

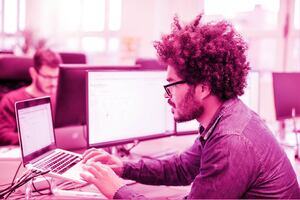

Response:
(0, 0), (299, 123)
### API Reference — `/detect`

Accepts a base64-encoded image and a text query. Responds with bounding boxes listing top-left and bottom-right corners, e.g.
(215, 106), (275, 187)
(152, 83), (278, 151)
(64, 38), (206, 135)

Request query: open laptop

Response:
(15, 96), (86, 184)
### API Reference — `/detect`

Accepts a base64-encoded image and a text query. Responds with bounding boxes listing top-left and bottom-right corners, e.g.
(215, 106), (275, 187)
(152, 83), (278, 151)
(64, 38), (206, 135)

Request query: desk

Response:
(0, 135), (195, 199)
(1, 134), (300, 199)
(0, 147), (26, 185)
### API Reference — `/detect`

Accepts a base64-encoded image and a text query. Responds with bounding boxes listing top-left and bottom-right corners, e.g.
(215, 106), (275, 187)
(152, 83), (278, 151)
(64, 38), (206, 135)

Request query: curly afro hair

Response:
(154, 14), (250, 101)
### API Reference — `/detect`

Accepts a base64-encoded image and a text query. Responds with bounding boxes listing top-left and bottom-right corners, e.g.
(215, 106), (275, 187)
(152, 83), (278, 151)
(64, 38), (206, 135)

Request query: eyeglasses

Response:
(164, 80), (186, 97)
(37, 71), (58, 80)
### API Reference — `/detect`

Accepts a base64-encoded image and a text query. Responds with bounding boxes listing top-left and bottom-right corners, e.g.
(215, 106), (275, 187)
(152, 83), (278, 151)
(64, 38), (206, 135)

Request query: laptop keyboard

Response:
(34, 151), (81, 174)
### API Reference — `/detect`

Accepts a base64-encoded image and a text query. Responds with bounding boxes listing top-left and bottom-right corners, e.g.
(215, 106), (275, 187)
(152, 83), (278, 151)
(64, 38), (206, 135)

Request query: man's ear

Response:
(195, 83), (211, 100)
(29, 67), (37, 80)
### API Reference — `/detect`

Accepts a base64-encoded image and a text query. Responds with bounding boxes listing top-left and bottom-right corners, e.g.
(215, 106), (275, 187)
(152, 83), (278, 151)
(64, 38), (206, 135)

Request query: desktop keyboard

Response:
(34, 151), (81, 174)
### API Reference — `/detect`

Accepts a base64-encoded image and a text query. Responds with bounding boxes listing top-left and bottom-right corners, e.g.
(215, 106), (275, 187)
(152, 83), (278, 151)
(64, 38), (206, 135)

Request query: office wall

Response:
(24, 0), (279, 122)
(121, 0), (202, 57)
(26, 0), (59, 39)
(25, 0), (202, 59)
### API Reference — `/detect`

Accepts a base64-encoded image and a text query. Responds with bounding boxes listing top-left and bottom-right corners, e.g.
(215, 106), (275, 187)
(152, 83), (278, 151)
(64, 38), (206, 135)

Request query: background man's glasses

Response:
(37, 71), (58, 80)
(164, 80), (186, 96)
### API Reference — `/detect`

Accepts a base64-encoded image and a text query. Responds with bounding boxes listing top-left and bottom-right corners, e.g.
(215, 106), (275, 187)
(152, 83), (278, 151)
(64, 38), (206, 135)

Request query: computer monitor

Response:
(54, 64), (141, 128)
(87, 69), (174, 147)
(272, 72), (300, 121)
(175, 70), (260, 134)
(54, 65), (144, 150)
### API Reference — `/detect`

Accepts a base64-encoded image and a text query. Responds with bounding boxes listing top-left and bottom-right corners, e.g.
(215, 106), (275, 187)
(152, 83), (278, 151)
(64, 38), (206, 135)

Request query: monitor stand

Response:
(294, 132), (299, 159)
(292, 108), (300, 159)
(278, 120), (286, 141)
(107, 140), (169, 159)
(277, 120), (298, 147)
(111, 140), (140, 158)
(110, 139), (179, 160)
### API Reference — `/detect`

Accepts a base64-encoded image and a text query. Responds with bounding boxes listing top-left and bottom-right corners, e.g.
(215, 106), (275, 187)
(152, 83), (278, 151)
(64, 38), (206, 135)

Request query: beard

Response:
(36, 78), (56, 95)
(174, 87), (204, 123)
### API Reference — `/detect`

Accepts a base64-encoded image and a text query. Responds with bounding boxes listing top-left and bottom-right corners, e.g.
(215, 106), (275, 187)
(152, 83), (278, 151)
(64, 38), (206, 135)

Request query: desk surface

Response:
(0, 135), (196, 199)
(1, 133), (300, 199)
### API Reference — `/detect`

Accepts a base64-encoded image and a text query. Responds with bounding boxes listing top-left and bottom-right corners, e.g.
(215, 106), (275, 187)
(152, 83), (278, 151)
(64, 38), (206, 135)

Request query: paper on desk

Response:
(0, 146), (21, 160)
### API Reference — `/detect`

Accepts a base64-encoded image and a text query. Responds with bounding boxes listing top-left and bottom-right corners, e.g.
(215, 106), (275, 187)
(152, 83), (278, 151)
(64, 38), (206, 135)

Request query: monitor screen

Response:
(272, 72), (300, 120)
(54, 65), (141, 128)
(87, 70), (174, 147)
(175, 71), (260, 133)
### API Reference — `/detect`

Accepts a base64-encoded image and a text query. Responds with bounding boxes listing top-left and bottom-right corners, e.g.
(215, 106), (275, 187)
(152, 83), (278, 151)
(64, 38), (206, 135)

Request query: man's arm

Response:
(187, 134), (259, 198)
(121, 137), (202, 186)
(0, 97), (19, 145)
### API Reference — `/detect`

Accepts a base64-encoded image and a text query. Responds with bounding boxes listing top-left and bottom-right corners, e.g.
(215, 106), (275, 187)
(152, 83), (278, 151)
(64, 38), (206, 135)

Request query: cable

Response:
(292, 108), (299, 159)
(5, 170), (49, 199)
(0, 170), (31, 195)
(1, 170), (50, 199)
(1, 171), (33, 198)
(116, 140), (140, 157)
(0, 161), (22, 191)
(31, 175), (52, 196)
(57, 181), (89, 190)
(10, 162), (22, 187)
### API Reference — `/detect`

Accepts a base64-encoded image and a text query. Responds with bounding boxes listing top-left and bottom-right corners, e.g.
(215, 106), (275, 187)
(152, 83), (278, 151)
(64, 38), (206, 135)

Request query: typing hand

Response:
(80, 162), (125, 199)
(82, 148), (123, 176)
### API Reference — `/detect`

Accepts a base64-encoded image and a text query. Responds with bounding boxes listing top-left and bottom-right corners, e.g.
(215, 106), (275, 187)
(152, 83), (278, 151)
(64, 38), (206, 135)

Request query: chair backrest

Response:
(0, 55), (32, 81)
(0, 50), (14, 54)
(135, 58), (167, 70)
(59, 52), (87, 64)
(0, 55), (33, 100)
(272, 72), (300, 120)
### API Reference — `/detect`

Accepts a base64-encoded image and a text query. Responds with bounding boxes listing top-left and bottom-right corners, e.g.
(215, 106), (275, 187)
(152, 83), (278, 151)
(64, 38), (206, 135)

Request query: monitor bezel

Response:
(15, 96), (57, 166)
(54, 64), (142, 128)
(86, 68), (174, 148)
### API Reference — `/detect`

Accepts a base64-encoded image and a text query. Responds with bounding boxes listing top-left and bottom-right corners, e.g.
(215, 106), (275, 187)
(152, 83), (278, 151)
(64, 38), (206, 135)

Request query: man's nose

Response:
(50, 78), (58, 85)
(164, 92), (170, 99)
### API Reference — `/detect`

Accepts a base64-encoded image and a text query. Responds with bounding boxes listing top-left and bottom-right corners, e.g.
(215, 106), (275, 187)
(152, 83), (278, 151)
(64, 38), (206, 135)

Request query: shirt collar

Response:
(199, 98), (238, 141)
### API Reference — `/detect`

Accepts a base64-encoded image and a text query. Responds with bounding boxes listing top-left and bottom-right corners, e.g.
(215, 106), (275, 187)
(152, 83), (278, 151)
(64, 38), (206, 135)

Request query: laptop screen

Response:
(16, 97), (55, 163)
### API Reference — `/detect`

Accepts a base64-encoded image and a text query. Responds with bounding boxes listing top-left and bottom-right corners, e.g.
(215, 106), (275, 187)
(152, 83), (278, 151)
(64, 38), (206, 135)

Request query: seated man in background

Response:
(80, 14), (300, 198)
(0, 49), (61, 145)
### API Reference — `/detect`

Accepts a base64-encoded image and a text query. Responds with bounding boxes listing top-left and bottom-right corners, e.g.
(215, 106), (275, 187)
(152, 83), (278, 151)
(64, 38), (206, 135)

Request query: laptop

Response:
(15, 96), (86, 184)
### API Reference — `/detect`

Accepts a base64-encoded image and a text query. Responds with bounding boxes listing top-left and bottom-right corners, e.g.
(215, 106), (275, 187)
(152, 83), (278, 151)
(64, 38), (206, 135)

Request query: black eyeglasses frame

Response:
(163, 80), (186, 96)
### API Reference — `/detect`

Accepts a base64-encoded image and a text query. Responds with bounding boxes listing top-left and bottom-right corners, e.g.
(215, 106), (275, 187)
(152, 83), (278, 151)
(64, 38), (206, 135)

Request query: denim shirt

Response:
(114, 98), (300, 199)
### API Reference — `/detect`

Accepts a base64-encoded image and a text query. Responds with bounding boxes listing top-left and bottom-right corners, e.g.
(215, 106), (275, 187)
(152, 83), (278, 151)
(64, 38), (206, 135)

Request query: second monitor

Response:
(55, 64), (141, 128)
(87, 69), (174, 147)
(54, 65), (174, 148)
(54, 65), (141, 149)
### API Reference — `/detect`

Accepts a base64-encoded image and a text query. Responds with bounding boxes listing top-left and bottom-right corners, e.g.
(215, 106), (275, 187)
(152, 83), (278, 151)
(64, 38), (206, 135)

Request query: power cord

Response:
(10, 162), (22, 187)
(0, 169), (50, 199)
(0, 161), (23, 196)
(116, 140), (140, 157)
(31, 175), (52, 195)
(0, 161), (22, 190)
(56, 181), (89, 190)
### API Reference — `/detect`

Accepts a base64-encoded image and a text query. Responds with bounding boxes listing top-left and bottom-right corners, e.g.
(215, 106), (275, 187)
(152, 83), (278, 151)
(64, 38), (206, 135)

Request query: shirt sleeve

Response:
(121, 137), (202, 186)
(187, 134), (260, 198)
(0, 96), (19, 145)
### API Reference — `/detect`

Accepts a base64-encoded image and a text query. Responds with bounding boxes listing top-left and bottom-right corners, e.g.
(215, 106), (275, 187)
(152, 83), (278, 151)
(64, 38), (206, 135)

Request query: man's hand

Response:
(80, 162), (125, 199)
(82, 148), (124, 176)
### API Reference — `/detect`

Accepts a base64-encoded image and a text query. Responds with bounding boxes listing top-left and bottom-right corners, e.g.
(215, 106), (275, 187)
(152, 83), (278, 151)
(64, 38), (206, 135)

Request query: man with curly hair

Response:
(80, 14), (300, 198)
